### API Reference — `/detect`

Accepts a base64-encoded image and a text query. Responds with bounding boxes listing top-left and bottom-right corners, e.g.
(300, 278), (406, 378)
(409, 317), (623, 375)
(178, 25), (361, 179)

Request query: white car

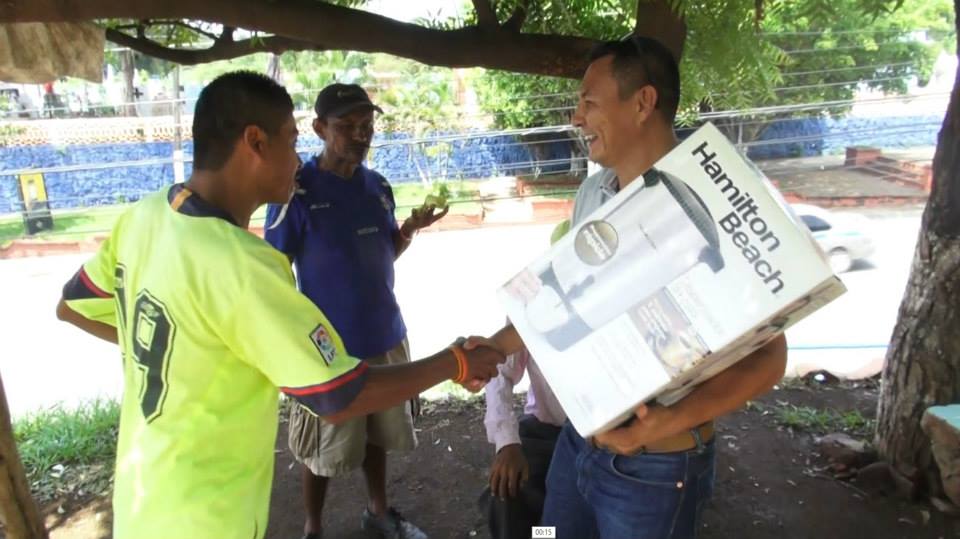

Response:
(792, 204), (876, 273)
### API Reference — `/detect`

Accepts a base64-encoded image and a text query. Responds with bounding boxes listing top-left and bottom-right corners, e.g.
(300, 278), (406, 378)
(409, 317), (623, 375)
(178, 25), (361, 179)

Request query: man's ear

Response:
(633, 85), (659, 126)
(313, 117), (327, 141)
(241, 125), (268, 159)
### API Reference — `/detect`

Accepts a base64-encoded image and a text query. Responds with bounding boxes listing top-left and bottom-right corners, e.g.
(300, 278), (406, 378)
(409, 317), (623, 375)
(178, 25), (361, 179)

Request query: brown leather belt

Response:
(641, 421), (715, 454)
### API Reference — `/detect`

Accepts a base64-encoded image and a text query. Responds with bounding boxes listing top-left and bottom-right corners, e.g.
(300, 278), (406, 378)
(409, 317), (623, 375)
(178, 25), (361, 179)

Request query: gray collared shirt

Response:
(571, 167), (619, 227)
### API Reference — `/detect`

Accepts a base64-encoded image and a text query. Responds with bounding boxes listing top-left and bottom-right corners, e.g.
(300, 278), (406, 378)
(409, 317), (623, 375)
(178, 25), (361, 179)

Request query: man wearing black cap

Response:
(266, 83), (446, 539)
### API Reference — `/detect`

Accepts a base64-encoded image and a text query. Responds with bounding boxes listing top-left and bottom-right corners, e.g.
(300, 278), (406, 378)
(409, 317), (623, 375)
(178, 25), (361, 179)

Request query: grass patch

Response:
(772, 404), (874, 436)
(392, 179), (483, 208)
(422, 380), (480, 401)
(419, 391), (485, 421)
(0, 206), (126, 243)
(523, 186), (578, 200)
(776, 376), (812, 391)
(516, 173), (580, 201)
(0, 180), (490, 242)
(0, 177), (518, 243)
(516, 177), (579, 201)
(245, 182), (487, 229)
(0, 217), (25, 243)
(392, 180), (485, 220)
(14, 399), (120, 501)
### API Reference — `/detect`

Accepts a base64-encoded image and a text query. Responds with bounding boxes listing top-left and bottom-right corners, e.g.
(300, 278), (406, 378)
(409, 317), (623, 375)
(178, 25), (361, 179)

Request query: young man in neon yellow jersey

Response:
(56, 71), (503, 539)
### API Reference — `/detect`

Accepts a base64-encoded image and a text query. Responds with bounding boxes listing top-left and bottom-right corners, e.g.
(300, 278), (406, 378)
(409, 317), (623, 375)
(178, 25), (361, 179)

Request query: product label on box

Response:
(497, 122), (846, 436)
(630, 289), (710, 376)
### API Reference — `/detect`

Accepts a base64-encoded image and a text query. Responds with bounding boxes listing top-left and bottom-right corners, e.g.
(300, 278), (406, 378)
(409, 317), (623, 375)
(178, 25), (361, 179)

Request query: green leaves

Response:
(102, 0), (950, 139)
(473, 0), (950, 131)
(475, 72), (578, 129)
(375, 61), (458, 135)
(280, 50), (372, 109)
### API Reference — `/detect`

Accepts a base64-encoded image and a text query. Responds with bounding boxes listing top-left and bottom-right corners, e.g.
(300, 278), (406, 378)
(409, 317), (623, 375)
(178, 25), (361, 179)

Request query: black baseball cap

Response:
(314, 83), (383, 119)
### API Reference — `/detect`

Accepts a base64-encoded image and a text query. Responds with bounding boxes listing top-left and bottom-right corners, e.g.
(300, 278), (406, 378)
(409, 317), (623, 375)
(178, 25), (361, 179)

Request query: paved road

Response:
(0, 207), (923, 418)
(784, 207), (922, 379)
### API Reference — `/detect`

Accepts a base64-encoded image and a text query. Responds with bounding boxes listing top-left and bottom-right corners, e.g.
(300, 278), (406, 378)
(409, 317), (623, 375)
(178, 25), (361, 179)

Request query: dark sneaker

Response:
(361, 507), (428, 539)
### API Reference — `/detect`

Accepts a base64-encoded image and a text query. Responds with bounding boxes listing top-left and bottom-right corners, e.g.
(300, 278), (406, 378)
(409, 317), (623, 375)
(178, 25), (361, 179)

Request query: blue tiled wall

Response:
(0, 116), (941, 213)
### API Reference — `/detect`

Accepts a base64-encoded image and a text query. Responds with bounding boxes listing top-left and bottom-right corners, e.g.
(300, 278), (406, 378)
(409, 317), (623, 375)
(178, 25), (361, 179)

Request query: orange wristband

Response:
(449, 345), (468, 384)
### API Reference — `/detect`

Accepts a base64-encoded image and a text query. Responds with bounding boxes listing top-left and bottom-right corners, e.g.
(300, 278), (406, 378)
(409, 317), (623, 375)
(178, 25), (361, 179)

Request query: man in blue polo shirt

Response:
(265, 83), (447, 539)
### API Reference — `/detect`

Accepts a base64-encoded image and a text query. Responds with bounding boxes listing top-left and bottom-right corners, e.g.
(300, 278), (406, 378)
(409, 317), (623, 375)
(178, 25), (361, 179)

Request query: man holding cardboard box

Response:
(472, 36), (788, 538)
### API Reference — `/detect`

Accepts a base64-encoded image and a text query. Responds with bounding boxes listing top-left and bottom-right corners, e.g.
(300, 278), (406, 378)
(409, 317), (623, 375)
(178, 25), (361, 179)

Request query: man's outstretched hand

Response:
(458, 339), (506, 392)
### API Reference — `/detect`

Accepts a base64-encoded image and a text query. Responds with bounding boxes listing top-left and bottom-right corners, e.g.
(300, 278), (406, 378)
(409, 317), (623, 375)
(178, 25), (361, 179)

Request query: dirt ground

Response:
(33, 378), (960, 539)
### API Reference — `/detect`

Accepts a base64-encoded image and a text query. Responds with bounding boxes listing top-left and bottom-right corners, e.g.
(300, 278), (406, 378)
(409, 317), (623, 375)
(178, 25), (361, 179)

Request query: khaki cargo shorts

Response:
(287, 338), (418, 477)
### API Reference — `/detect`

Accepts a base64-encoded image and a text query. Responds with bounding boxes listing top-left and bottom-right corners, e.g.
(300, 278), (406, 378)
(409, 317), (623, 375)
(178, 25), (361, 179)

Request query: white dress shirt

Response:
(484, 348), (567, 452)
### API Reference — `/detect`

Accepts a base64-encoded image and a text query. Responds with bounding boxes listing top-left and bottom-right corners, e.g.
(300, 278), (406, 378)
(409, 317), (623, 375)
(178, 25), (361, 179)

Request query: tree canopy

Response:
(3, 0), (948, 136)
(473, 0), (952, 131)
(0, 0), (918, 80)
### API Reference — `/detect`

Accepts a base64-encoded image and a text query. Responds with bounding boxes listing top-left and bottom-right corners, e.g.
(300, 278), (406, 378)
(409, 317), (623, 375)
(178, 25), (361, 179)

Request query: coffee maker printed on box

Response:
(524, 168), (725, 350)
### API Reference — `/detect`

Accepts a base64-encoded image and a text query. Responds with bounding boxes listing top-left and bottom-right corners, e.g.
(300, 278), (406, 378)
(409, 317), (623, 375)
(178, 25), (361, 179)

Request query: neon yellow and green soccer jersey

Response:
(62, 184), (366, 539)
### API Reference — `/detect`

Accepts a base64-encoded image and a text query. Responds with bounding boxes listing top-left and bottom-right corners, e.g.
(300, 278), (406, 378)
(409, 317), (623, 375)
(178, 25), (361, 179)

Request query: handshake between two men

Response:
(321, 335), (508, 425)
(450, 336), (513, 393)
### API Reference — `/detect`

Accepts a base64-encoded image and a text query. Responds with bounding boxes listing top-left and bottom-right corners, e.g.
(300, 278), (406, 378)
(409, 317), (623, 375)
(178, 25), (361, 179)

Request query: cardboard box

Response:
(496, 123), (846, 437)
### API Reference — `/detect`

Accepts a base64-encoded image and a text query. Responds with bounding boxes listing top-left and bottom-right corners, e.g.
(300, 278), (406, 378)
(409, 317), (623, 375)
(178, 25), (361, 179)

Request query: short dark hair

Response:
(191, 71), (294, 171)
(588, 36), (680, 123)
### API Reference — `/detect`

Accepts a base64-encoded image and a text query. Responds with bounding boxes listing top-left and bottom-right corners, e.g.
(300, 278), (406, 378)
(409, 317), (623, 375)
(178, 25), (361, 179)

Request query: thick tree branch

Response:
(503, 2), (527, 33)
(0, 0), (601, 78)
(633, 0), (686, 62)
(113, 20), (219, 41)
(105, 28), (320, 65)
(174, 21), (219, 41)
(472, 0), (498, 28)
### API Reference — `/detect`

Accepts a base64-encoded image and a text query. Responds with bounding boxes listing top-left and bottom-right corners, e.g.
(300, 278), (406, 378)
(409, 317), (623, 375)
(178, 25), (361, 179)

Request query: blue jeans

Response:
(542, 421), (715, 539)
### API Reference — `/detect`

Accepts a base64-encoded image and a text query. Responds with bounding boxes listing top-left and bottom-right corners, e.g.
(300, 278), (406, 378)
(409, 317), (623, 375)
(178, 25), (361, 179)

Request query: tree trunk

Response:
(876, 0), (960, 499)
(0, 373), (47, 539)
(121, 49), (137, 117)
(266, 53), (282, 82)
